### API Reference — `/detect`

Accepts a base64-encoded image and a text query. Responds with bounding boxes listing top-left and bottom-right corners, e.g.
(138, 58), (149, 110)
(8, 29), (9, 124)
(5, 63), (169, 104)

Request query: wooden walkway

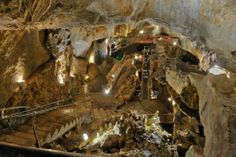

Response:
(0, 97), (121, 148)
(0, 101), (92, 147)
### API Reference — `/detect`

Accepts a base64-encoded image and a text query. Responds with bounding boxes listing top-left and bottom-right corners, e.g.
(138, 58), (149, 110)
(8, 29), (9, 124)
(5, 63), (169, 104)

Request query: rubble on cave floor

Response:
(49, 110), (179, 157)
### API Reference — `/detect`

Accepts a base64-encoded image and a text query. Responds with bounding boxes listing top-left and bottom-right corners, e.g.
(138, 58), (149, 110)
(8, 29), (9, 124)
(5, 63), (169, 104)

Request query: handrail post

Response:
(6, 119), (13, 133)
(1, 109), (5, 119)
(2, 109), (13, 132)
(32, 111), (39, 148)
(56, 101), (61, 119)
(73, 101), (79, 132)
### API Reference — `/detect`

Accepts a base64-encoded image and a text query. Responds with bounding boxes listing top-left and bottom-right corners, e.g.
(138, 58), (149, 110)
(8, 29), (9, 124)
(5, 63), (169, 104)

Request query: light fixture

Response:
(112, 74), (115, 78)
(139, 55), (142, 60)
(168, 97), (172, 102)
(16, 75), (25, 83)
(172, 100), (176, 106)
(226, 72), (231, 79)
(134, 54), (139, 60)
(84, 75), (89, 80)
(105, 39), (109, 44)
(58, 74), (65, 85)
(139, 30), (144, 34)
(58, 79), (64, 85)
(173, 41), (177, 46)
(104, 87), (111, 95)
(70, 72), (76, 78)
(135, 70), (139, 77)
(83, 133), (89, 141)
(88, 54), (95, 64)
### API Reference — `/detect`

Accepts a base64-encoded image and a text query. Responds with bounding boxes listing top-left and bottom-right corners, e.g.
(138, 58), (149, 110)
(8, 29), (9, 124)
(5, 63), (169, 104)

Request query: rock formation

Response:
(0, 1), (235, 157)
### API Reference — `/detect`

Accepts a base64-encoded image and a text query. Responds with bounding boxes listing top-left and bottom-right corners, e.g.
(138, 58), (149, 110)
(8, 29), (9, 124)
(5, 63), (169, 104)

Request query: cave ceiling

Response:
(0, 0), (236, 53)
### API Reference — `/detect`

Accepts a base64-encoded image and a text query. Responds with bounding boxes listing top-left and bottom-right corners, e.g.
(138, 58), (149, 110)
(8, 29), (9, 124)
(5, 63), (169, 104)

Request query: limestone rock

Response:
(173, 109), (204, 149)
(101, 135), (125, 153)
(80, 111), (177, 157)
(190, 73), (236, 157)
(107, 56), (138, 103)
(87, 64), (100, 80)
(0, 30), (50, 106)
(6, 61), (71, 107)
(185, 145), (204, 157)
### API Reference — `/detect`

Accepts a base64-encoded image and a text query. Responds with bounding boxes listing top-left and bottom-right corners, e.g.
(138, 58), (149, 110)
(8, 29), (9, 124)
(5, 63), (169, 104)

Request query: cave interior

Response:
(0, 1), (236, 157)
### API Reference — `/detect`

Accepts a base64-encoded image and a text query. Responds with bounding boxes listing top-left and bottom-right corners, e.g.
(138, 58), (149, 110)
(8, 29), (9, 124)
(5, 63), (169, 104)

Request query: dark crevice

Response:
(179, 51), (199, 65)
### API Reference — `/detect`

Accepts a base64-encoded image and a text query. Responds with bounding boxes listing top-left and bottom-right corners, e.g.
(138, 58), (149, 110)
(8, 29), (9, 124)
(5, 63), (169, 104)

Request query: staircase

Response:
(142, 46), (151, 100)
(0, 102), (93, 147)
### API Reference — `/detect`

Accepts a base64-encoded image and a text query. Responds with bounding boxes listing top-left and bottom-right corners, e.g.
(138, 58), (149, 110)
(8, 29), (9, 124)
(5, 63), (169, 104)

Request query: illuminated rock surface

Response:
(0, 1), (235, 157)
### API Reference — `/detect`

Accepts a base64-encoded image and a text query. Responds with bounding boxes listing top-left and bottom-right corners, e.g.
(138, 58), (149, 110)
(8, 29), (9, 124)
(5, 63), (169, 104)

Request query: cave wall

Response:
(6, 61), (62, 108)
(0, 30), (50, 106)
(166, 70), (236, 157)
(190, 73), (236, 157)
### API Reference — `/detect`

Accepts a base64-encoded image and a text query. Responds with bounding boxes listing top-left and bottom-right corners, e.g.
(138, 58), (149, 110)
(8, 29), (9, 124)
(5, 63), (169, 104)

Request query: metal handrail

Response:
(0, 141), (107, 157)
(9, 98), (72, 117)
(0, 98), (92, 121)
(0, 87), (81, 120)
(1, 103), (71, 120)
(0, 106), (31, 112)
(0, 97), (89, 121)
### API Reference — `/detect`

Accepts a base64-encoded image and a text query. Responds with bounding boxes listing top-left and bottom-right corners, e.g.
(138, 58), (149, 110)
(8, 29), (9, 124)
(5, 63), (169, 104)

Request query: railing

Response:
(0, 98), (73, 121)
(0, 106), (30, 112)
(0, 86), (82, 121)
(0, 142), (105, 157)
